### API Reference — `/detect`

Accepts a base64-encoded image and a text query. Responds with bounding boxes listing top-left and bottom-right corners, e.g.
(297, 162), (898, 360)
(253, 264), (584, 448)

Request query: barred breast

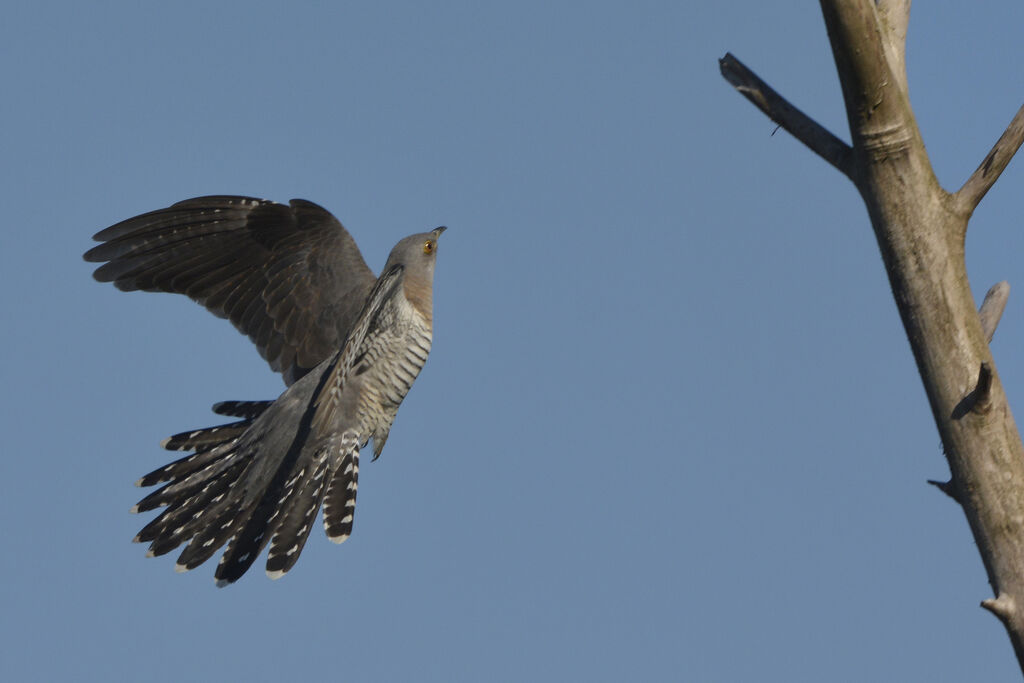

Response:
(352, 291), (433, 455)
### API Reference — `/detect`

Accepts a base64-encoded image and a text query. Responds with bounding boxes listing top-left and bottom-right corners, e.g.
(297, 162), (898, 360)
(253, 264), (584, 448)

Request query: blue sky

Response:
(3, 2), (1024, 681)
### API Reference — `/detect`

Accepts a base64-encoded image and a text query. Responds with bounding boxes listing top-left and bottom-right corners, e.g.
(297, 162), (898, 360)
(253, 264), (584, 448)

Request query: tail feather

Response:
(133, 406), (259, 561)
(134, 457), (249, 548)
(132, 440), (247, 513)
(265, 449), (331, 579)
(212, 400), (274, 419)
(136, 445), (225, 487)
(212, 426), (323, 586)
(213, 494), (279, 586)
(174, 501), (245, 572)
(323, 443), (360, 544)
(134, 380), (366, 584)
(145, 532), (187, 559)
(144, 492), (234, 559)
(160, 421), (249, 452)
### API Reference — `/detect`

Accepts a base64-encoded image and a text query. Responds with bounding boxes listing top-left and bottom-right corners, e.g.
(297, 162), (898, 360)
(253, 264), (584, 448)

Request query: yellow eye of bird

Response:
(423, 240), (435, 254)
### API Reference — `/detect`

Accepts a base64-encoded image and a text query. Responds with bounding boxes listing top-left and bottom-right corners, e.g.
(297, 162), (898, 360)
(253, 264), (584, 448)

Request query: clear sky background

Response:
(3, 2), (1023, 681)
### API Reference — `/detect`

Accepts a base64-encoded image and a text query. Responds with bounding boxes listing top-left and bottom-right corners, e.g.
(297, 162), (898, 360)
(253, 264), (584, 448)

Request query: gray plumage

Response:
(84, 196), (444, 585)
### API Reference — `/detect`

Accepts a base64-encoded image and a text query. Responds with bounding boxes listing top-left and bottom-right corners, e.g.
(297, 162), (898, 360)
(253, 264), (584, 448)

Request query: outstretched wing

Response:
(84, 196), (377, 385)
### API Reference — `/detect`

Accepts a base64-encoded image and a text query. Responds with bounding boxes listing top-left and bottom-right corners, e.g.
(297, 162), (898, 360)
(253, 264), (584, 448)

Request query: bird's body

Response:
(85, 196), (444, 585)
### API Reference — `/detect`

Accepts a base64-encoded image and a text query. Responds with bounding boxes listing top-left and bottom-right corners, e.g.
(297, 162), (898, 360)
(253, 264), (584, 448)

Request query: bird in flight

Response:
(84, 196), (445, 585)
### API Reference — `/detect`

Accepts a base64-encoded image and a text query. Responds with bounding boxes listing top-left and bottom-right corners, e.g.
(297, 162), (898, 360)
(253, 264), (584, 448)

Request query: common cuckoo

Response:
(84, 196), (445, 585)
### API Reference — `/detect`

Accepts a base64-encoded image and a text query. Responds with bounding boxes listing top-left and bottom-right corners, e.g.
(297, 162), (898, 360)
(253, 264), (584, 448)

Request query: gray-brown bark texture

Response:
(721, 1), (1024, 671)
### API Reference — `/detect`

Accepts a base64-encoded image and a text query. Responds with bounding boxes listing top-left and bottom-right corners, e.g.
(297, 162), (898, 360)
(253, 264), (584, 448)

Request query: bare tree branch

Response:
(718, 53), (853, 178)
(979, 281), (1010, 342)
(955, 104), (1024, 216)
(724, 1), (1024, 672)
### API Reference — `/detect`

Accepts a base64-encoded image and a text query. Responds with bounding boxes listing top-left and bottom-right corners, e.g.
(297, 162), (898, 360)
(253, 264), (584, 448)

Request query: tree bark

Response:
(721, 0), (1024, 671)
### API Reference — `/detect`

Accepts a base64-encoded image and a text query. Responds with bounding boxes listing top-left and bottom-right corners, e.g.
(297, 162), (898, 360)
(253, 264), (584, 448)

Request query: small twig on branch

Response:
(956, 103), (1024, 216)
(951, 363), (994, 419)
(979, 281), (1010, 342)
(983, 593), (1018, 626)
(974, 362), (994, 415)
(719, 53), (854, 179)
(927, 478), (962, 504)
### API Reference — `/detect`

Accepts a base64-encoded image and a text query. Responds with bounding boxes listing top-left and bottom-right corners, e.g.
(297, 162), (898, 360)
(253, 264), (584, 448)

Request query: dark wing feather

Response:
(84, 196), (377, 384)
